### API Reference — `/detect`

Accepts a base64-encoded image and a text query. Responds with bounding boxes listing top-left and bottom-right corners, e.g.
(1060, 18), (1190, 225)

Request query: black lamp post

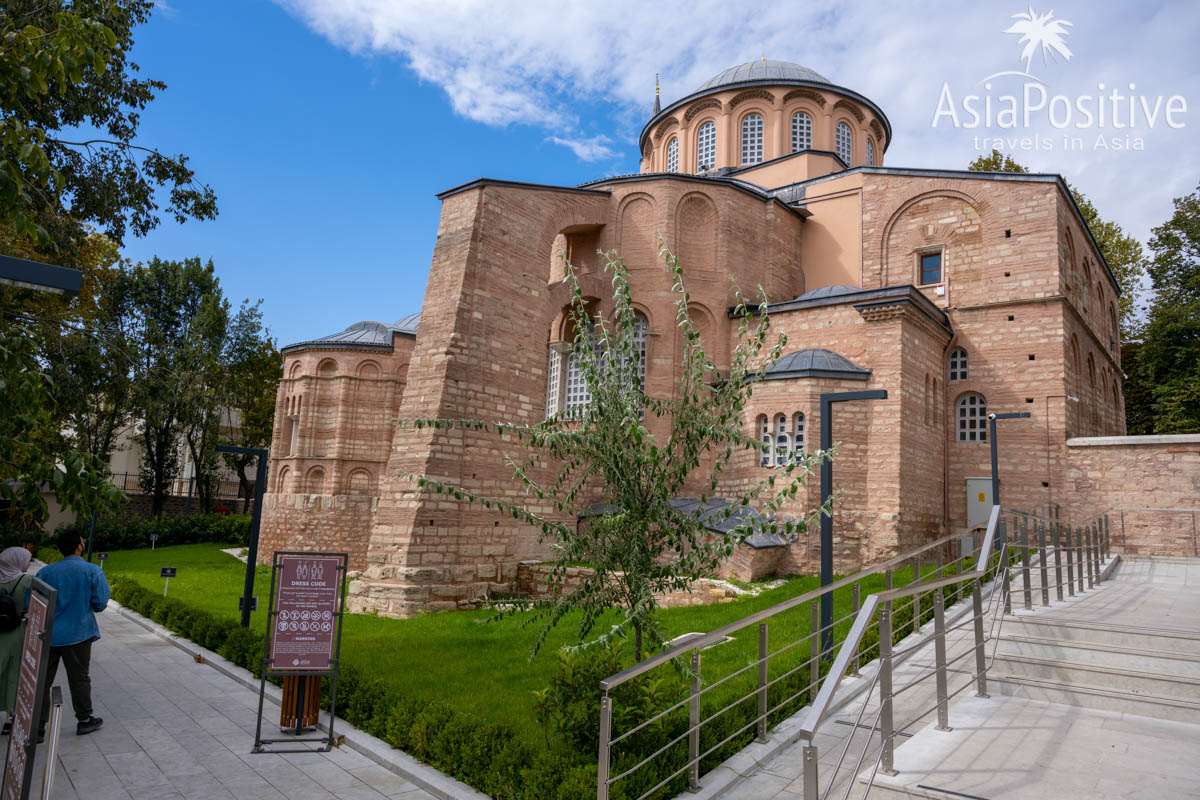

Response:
(819, 389), (887, 657)
(216, 445), (269, 627)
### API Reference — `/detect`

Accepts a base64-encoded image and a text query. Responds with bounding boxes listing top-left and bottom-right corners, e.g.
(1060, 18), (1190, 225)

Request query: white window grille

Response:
(866, 138), (875, 166)
(759, 416), (771, 467)
(774, 414), (790, 466)
(741, 113), (764, 165)
(633, 314), (648, 389)
(836, 122), (853, 165)
(666, 137), (678, 172)
(565, 349), (591, 412)
(791, 112), (812, 152)
(696, 121), (716, 171)
(956, 393), (987, 442)
(545, 348), (561, 417)
(792, 413), (806, 461)
(948, 348), (968, 381)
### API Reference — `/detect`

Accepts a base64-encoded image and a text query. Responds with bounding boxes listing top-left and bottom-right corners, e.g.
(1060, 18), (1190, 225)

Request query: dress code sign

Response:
(2, 589), (50, 800)
(270, 556), (340, 672)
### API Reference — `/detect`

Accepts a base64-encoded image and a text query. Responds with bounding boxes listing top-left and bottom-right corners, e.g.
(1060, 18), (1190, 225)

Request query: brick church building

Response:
(258, 60), (1163, 617)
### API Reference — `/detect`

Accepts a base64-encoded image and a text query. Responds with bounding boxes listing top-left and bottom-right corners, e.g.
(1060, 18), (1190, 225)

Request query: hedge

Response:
(55, 514), (251, 551)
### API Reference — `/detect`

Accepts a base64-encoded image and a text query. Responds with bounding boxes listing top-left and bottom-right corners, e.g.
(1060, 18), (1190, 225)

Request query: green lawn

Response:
(103, 544), (931, 744)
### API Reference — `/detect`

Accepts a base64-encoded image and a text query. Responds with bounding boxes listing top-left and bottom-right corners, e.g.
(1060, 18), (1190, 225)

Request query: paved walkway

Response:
(16, 605), (436, 800)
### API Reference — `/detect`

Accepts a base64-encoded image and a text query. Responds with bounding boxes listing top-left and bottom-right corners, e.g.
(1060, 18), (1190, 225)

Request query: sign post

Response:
(96, 553), (108, 571)
(1, 578), (56, 800)
(150, 534), (158, 551)
(252, 551), (347, 754)
(214, 444), (269, 628)
(161, 567), (176, 596)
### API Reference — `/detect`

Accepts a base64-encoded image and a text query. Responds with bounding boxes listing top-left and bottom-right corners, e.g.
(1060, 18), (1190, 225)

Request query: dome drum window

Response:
(741, 113), (764, 165)
(836, 122), (853, 165)
(866, 138), (875, 166)
(666, 137), (678, 172)
(791, 112), (812, 152)
(696, 121), (716, 171)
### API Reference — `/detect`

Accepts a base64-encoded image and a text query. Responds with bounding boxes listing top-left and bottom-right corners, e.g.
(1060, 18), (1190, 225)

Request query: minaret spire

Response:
(652, 73), (661, 116)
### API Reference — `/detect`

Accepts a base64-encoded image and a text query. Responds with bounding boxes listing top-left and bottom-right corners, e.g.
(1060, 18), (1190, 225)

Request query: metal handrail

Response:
(600, 527), (966, 691)
(795, 505), (1001, 740)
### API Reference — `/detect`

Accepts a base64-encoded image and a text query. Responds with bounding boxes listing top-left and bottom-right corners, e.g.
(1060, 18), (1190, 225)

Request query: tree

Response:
(220, 302), (280, 512)
(967, 150), (1147, 339)
(412, 245), (825, 661)
(1139, 182), (1200, 434)
(123, 257), (228, 515)
(1, 1), (216, 254)
(0, 324), (123, 529)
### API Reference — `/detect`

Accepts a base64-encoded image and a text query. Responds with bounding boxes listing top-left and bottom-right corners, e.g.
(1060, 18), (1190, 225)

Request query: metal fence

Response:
(594, 502), (1123, 800)
(107, 471), (255, 511)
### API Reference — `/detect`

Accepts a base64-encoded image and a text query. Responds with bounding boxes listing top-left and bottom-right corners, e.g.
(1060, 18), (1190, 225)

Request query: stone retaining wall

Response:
(513, 562), (739, 608)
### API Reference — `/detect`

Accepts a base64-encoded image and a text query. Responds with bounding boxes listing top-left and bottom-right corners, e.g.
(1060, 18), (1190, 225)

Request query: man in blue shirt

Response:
(36, 529), (109, 738)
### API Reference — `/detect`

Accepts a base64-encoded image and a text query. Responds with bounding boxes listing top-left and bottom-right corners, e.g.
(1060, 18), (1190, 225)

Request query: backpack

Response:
(0, 575), (31, 633)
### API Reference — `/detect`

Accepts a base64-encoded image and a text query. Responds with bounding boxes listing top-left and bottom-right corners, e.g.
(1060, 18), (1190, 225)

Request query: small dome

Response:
(696, 60), (830, 93)
(282, 312), (421, 353)
(763, 348), (871, 381)
(792, 285), (862, 302)
(393, 312), (421, 335)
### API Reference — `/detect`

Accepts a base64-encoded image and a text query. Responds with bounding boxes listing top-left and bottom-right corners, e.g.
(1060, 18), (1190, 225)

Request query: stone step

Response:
(995, 633), (1200, 676)
(992, 653), (1200, 700)
(991, 673), (1200, 723)
(1001, 614), (1200, 655)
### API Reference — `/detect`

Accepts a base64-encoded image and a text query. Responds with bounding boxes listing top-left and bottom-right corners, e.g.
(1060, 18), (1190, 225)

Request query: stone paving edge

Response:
(107, 600), (490, 800)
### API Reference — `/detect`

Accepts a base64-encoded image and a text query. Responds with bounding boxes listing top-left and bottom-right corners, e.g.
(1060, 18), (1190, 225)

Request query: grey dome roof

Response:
(697, 60), (830, 92)
(281, 313), (420, 354)
(763, 348), (871, 381)
(792, 285), (862, 302)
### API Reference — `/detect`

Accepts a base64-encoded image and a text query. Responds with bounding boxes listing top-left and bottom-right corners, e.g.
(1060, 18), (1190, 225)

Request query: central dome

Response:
(696, 60), (830, 92)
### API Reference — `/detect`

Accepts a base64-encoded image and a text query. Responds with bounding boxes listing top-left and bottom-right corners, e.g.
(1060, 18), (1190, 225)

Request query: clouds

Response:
(274, 0), (1199, 243)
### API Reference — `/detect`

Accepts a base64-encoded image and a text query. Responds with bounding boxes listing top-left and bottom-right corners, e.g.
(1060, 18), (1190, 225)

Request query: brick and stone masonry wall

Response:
(1062, 435), (1200, 557)
(513, 563), (739, 608)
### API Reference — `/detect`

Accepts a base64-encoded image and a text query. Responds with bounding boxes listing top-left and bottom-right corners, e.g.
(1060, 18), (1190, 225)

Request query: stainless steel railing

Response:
(594, 501), (1125, 800)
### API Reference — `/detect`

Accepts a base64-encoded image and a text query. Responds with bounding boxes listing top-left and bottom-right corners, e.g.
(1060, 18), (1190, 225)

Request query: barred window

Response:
(948, 347), (968, 381)
(836, 122), (853, 165)
(956, 393), (987, 442)
(792, 413), (806, 460)
(545, 349), (561, 417)
(741, 113), (764, 165)
(759, 415), (771, 467)
(866, 138), (875, 166)
(791, 112), (812, 152)
(666, 137), (678, 173)
(774, 414), (790, 466)
(696, 121), (716, 171)
(633, 313), (648, 389)
(565, 348), (591, 411)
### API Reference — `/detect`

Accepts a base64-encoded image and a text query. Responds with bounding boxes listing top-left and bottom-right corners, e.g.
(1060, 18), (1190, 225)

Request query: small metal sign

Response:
(96, 553), (108, 560)
(2, 579), (56, 800)
(239, 596), (258, 612)
(149, 534), (159, 551)
(253, 551), (347, 755)
(160, 567), (176, 578)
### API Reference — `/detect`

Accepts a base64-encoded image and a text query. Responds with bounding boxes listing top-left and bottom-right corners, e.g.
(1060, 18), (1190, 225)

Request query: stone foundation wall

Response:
(513, 562), (739, 608)
(258, 492), (377, 569)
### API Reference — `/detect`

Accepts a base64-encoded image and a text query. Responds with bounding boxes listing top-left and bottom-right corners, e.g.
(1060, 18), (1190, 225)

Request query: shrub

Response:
(56, 514), (251, 552)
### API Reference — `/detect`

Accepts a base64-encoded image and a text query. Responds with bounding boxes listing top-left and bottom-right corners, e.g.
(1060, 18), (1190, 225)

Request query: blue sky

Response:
(122, 1), (1199, 347)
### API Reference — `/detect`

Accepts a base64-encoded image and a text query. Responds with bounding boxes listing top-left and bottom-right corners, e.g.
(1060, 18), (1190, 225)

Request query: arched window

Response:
(565, 347), (591, 412)
(932, 377), (939, 418)
(774, 414), (790, 466)
(956, 393), (987, 442)
(1108, 303), (1119, 351)
(666, 137), (678, 173)
(866, 138), (875, 166)
(288, 361), (302, 379)
(740, 113), (764, 165)
(759, 415), (771, 467)
(836, 122), (853, 165)
(696, 121), (716, 171)
(791, 112), (812, 152)
(545, 348), (561, 417)
(632, 312), (649, 390)
(792, 413), (806, 460)
(948, 347), (968, 381)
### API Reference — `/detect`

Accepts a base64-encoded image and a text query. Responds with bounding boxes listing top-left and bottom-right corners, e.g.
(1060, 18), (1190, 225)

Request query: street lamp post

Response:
(216, 445), (269, 627)
(819, 389), (888, 658)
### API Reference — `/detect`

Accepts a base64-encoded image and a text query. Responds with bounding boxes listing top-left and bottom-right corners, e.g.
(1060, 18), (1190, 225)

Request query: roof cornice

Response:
(437, 177), (612, 201)
(578, 172), (811, 220)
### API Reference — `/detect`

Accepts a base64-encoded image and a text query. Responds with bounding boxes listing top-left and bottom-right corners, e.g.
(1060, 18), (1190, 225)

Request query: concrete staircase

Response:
(991, 614), (1200, 723)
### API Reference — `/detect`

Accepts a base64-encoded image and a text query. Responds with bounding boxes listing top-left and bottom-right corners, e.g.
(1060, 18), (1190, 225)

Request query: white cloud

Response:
(275, 0), (1199, 246)
(547, 134), (615, 162)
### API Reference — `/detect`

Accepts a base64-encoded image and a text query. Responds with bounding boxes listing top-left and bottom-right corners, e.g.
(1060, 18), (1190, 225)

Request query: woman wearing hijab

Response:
(0, 546), (33, 735)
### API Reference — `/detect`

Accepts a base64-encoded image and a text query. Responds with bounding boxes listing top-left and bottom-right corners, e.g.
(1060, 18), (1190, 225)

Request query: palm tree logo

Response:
(1005, 7), (1073, 78)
